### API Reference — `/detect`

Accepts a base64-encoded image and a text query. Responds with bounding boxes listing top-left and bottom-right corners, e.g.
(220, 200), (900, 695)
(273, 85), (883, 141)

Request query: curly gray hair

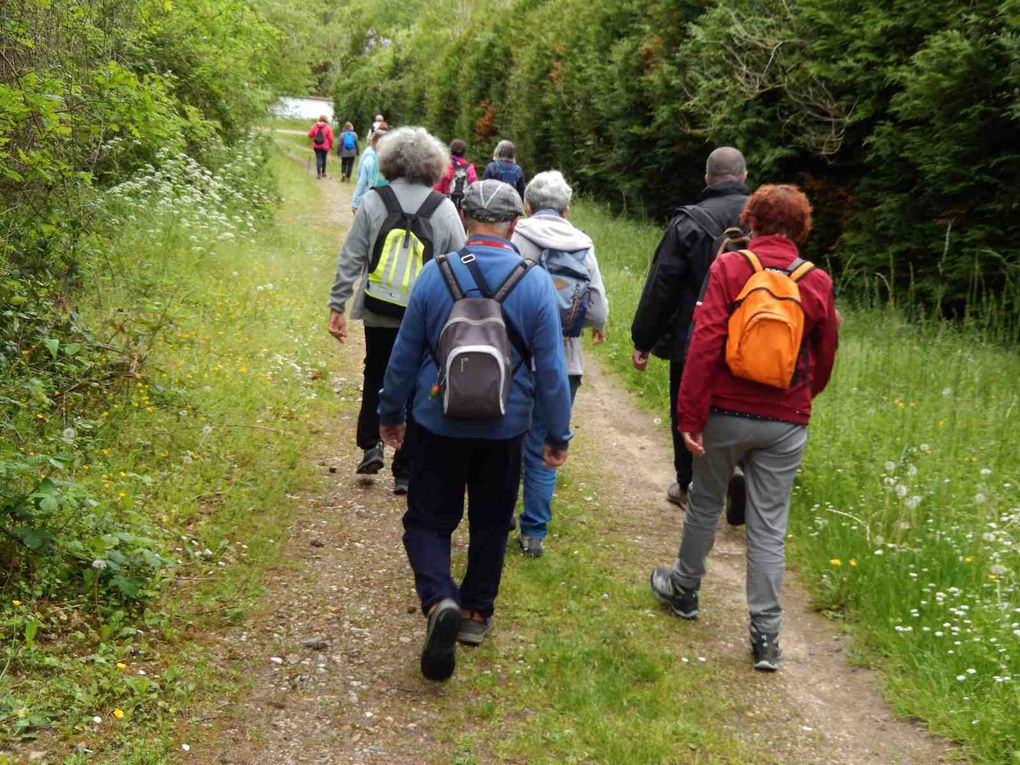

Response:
(525, 170), (573, 214)
(376, 127), (450, 186)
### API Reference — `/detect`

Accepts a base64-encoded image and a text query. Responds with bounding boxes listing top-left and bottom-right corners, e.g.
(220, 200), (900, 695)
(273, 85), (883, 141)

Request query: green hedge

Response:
(330, 0), (1019, 336)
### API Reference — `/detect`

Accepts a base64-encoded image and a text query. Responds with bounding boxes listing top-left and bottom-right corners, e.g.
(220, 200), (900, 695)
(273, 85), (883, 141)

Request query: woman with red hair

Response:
(649, 184), (839, 671)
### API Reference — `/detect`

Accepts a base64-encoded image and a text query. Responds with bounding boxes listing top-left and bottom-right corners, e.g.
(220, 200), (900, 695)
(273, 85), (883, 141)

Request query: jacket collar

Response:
(701, 180), (750, 200)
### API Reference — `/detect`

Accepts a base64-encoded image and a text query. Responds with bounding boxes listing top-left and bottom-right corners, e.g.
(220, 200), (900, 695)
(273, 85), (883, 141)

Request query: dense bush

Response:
(330, 0), (1020, 334)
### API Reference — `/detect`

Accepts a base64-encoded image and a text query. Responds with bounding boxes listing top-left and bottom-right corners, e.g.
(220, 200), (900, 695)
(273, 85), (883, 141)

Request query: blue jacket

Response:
(352, 148), (389, 209)
(378, 237), (573, 448)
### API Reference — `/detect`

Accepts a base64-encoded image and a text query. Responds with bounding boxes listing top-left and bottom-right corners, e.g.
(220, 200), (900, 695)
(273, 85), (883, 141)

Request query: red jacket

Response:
(434, 156), (478, 195)
(308, 122), (334, 152)
(678, 235), (838, 432)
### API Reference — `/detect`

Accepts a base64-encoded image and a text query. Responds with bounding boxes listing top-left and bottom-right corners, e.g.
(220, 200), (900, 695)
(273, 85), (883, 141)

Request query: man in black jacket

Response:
(630, 147), (750, 510)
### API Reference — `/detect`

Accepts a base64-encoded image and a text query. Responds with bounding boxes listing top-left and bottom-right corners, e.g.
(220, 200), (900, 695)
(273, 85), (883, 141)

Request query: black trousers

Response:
(358, 325), (415, 478)
(340, 155), (355, 179)
(670, 359), (693, 487)
(314, 148), (328, 176)
(402, 427), (523, 617)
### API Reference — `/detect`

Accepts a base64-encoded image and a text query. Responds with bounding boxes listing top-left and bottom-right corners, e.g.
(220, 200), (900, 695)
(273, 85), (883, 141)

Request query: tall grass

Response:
(569, 199), (1020, 763)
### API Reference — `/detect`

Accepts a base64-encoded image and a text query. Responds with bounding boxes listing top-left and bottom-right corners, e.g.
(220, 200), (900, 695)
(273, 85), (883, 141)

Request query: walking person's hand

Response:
(380, 424), (406, 450)
(351, 207), (357, 216)
(631, 349), (649, 371)
(542, 445), (568, 468)
(682, 431), (705, 457)
(592, 329), (606, 345)
(328, 309), (347, 343)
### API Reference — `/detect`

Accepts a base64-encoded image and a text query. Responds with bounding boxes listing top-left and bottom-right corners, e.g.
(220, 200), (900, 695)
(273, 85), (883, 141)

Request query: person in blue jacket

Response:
(378, 180), (573, 681)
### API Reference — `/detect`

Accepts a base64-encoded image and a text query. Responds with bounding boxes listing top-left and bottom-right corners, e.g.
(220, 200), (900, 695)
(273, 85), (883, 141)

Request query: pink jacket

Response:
(308, 122), (334, 152)
(434, 156), (478, 195)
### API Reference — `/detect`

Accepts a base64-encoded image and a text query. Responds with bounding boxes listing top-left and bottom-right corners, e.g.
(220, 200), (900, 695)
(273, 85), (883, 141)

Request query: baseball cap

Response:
(461, 180), (524, 223)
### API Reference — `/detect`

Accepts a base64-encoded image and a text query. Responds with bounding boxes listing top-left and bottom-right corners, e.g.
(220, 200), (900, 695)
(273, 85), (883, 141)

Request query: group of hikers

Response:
(322, 122), (839, 681)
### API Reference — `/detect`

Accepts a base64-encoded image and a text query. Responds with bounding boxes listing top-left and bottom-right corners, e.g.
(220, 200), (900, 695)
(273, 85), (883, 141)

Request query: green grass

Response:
(0, 149), (346, 759)
(569, 198), (1020, 764)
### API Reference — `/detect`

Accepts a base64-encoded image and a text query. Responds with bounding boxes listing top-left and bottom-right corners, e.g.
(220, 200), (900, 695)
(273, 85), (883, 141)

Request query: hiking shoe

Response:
(393, 476), (409, 495)
(457, 615), (493, 646)
(508, 515), (517, 532)
(516, 534), (544, 558)
(726, 467), (746, 526)
(666, 482), (688, 510)
(649, 566), (699, 619)
(750, 630), (781, 671)
(356, 443), (384, 475)
(420, 599), (461, 681)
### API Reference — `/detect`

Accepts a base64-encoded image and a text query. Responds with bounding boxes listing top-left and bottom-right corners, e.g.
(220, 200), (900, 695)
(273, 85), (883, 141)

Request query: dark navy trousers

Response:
(402, 427), (523, 618)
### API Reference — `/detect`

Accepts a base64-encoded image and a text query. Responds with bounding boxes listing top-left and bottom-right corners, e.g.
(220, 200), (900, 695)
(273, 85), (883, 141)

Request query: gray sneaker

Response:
(457, 616), (493, 645)
(666, 482), (688, 510)
(420, 599), (461, 681)
(750, 629), (781, 671)
(649, 565), (699, 619)
(516, 533), (544, 558)
(356, 443), (384, 475)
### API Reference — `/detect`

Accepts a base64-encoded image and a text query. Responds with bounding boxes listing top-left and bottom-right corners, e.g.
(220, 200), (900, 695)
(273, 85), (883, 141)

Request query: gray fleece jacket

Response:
(512, 212), (608, 376)
(328, 178), (467, 327)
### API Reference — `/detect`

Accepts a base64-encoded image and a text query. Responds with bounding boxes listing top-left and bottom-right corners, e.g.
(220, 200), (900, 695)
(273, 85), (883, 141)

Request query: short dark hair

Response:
(450, 139), (467, 157)
(741, 184), (813, 243)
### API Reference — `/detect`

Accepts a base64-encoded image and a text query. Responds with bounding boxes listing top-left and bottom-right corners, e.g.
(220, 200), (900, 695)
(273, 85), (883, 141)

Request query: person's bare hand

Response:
(380, 424), (406, 450)
(543, 444), (568, 468)
(682, 431), (705, 457)
(592, 329), (606, 345)
(632, 349), (649, 372)
(328, 309), (347, 342)
(351, 207), (358, 216)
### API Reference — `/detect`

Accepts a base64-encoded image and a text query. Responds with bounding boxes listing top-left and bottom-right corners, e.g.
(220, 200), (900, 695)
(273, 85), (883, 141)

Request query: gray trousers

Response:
(672, 413), (807, 634)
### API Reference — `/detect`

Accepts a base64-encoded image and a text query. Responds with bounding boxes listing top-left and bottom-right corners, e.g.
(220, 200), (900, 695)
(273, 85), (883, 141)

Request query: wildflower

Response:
(92, 559), (108, 570)
(113, 708), (124, 719)
(942, 387), (953, 397)
(93, 715), (102, 724)
(961, 556), (974, 564)
(848, 559), (857, 567)
(116, 662), (127, 670)
(202, 425), (213, 436)
(956, 674), (966, 681)
(974, 494), (986, 504)
(980, 468), (991, 476)
(895, 484), (909, 497)
(12, 600), (22, 607)
(884, 461), (897, 472)
(62, 427), (75, 442)
(904, 496), (922, 510)
(907, 465), (918, 478)
(919, 443), (931, 454)
(829, 558), (842, 567)
(874, 549), (884, 556)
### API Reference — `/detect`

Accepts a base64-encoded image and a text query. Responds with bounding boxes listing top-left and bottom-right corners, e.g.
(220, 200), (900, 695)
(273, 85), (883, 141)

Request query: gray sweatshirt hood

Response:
(514, 213), (592, 252)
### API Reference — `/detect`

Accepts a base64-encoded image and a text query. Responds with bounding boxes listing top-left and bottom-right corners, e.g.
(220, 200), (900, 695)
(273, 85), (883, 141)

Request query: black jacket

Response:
(631, 181), (750, 361)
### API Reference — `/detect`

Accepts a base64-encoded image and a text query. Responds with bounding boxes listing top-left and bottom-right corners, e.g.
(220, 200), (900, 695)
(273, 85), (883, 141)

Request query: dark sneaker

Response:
(726, 467), (746, 526)
(393, 477), (409, 495)
(457, 615), (493, 646)
(649, 565), (699, 619)
(750, 630), (781, 671)
(508, 515), (517, 532)
(516, 534), (543, 558)
(356, 443), (384, 475)
(666, 482), (688, 510)
(421, 599), (461, 681)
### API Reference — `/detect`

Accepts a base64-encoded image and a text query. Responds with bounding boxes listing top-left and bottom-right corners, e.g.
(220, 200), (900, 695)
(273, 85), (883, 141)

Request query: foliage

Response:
(329, 0), (1020, 332)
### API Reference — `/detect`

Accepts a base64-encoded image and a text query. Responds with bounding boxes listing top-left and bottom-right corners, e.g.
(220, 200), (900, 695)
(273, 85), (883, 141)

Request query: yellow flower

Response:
(116, 662), (127, 670)
(962, 556), (974, 564)
(113, 708), (124, 719)
(11, 600), (22, 607)
(848, 559), (857, 567)
(829, 558), (842, 567)
(987, 574), (997, 581)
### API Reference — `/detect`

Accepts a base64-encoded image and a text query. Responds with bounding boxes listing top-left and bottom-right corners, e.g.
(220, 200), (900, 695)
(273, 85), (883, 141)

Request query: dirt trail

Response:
(190, 154), (954, 764)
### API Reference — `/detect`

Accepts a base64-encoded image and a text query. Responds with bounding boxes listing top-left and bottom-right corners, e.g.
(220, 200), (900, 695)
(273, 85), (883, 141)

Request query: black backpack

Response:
(313, 125), (326, 146)
(450, 161), (469, 209)
(363, 185), (446, 318)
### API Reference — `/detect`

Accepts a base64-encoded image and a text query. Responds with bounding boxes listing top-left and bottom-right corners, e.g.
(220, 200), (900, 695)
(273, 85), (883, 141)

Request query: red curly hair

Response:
(740, 184), (813, 243)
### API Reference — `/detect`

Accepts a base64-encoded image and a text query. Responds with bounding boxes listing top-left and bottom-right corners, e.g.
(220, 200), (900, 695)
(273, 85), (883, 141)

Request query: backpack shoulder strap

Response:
(739, 249), (763, 273)
(415, 190), (445, 219)
(680, 205), (723, 238)
(787, 258), (816, 282)
(493, 259), (534, 303)
(373, 183), (402, 215)
(435, 254), (465, 300)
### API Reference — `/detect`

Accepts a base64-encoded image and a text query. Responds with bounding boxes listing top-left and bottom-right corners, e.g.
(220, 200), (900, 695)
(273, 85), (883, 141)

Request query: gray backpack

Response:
(434, 252), (533, 420)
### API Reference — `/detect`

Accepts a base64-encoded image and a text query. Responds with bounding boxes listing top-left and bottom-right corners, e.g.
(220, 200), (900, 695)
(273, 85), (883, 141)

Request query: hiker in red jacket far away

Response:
(308, 116), (334, 179)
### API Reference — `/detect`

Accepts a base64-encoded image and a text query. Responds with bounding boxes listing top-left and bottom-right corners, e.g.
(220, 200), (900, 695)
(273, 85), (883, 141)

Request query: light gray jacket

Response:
(328, 178), (467, 327)
(512, 212), (608, 376)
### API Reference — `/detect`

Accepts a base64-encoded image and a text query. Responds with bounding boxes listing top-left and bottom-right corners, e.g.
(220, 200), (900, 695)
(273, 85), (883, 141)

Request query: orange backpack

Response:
(725, 250), (815, 389)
